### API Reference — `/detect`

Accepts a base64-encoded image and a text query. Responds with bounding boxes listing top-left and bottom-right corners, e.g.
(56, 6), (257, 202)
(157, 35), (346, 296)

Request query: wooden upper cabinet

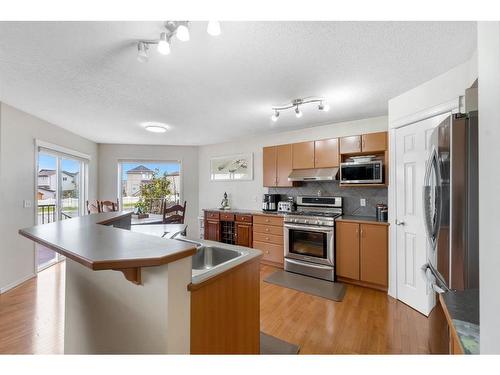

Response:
(292, 141), (315, 169)
(360, 224), (388, 287)
(335, 222), (360, 280)
(263, 146), (277, 187)
(276, 144), (294, 187)
(314, 138), (339, 168)
(362, 132), (387, 153)
(340, 135), (361, 154)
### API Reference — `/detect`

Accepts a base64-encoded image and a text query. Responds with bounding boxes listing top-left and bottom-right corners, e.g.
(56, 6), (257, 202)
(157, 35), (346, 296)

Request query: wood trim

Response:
(260, 259), (284, 268)
(113, 268), (142, 285)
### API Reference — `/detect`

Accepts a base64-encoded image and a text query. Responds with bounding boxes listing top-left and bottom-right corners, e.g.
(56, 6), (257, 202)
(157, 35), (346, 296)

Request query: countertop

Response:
(336, 215), (389, 225)
(441, 289), (480, 354)
(203, 208), (287, 217)
(19, 212), (196, 271)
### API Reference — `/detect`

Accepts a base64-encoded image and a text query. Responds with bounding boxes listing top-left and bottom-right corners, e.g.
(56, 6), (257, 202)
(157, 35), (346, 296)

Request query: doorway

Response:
(36, 149), (86, 271)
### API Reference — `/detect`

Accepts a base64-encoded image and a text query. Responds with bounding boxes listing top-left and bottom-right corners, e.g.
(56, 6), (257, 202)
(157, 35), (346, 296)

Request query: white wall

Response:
(388, 52), (478, 125)
(0, 103), (98, 292)
(198, 116), (388, 212)
(477, 21), (500, 354)
(97, 144), (199, 239)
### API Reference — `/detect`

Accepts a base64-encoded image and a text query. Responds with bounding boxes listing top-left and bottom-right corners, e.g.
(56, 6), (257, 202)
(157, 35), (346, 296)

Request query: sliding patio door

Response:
(36, 149), (87, 271)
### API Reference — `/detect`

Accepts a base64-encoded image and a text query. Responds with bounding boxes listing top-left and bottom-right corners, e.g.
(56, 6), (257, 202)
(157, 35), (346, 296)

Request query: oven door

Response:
(284, 223), (334, 266)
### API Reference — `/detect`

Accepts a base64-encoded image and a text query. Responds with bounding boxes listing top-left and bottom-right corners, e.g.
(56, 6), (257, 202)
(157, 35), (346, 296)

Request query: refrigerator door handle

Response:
(423, 147), (442, 250)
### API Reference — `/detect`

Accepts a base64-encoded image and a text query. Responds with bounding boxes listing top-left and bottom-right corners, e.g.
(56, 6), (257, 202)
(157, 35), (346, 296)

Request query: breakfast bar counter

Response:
(18, 212), (197, 354)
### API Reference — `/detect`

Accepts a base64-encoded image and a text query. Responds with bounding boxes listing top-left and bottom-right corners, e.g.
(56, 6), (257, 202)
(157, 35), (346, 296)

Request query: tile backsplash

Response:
(269, 181), (387, 217)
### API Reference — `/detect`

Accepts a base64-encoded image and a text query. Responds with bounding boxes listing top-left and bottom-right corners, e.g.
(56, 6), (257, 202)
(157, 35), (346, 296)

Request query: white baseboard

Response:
(0, 273), (36, 294)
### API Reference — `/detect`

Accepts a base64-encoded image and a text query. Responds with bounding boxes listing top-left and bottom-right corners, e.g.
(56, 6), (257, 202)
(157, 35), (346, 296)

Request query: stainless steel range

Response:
(284, 196), (342, 281)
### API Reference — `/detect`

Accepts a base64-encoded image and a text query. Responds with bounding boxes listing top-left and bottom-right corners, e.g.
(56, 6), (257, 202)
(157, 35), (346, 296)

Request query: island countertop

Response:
(19, 211), (196, 272)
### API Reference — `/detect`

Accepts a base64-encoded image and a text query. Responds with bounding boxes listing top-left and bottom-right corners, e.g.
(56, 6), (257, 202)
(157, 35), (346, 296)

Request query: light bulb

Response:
(295, 106), (303, 118)
(137, 42), (149, 63)
(207, 21), (221, 36)
(157, 32), (171, 55)
(176, 24), (190, 41)
(271, 110), (279, 122)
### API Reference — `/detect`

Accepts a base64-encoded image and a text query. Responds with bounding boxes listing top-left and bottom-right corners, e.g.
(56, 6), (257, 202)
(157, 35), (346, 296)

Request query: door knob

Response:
(396, 220), (405, 226)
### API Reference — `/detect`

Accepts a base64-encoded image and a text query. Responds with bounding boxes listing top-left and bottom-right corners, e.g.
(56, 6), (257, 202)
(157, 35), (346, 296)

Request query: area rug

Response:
(260, 332), (300, 354)
(264, 270), (346, 302)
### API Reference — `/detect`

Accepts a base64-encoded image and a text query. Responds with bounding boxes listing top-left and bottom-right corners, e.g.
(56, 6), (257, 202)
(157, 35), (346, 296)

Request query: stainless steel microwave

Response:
(339, 160), (383, 184)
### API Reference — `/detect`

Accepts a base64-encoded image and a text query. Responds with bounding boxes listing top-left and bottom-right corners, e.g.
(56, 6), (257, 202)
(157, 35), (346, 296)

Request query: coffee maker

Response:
(262, 194), (280, 211)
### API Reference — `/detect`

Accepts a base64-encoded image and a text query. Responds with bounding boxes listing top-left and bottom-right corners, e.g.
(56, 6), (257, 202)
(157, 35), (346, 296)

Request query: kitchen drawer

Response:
(253, 224), (284, 236)
(235, 214), (253, 223)
(253, 232), (283, 245)
(253, 241), (284, 265)
(220, 212), (235, 221)
(205, 211), (220, 221)
(253, 215), (283, 227)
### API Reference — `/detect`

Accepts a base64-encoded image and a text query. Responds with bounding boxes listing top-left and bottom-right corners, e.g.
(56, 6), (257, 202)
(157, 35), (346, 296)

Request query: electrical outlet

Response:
(360, 198), (366, 207)
(23, 200), (32, 208)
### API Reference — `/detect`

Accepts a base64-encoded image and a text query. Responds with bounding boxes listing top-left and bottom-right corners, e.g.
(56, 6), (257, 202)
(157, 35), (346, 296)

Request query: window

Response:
(118, 161), (181, 212)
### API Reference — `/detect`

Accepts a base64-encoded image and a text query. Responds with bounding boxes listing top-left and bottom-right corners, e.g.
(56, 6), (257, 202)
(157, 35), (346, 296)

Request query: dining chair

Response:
(87, 200), (101, 214)
(101, 199), (119, 212)
(162, 201), (187, 224)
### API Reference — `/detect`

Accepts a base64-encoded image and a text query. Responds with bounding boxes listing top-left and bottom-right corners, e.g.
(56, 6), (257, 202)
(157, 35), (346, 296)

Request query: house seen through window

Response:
(119, 161), (181, 211)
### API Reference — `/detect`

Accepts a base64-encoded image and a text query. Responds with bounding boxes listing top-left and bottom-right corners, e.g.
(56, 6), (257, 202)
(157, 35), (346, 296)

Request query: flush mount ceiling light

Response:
(137, 21), (221, 62)
(142, 122), (170, 133)
(271, 97), (329, 122)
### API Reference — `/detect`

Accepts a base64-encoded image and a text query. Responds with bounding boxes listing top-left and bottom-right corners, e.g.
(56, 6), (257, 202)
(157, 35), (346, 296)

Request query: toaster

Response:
(277, 201), (293, 213)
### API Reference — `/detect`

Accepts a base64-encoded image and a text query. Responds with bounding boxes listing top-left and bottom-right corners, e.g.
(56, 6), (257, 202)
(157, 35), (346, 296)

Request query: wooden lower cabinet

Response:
(253, 214), (284, 267)
(336, 222), (360, 280)
(235, 222), (253, 247)
(335, 221), (388, 291)
(190, 258), (261, 354)
(204, 219), (220, 242)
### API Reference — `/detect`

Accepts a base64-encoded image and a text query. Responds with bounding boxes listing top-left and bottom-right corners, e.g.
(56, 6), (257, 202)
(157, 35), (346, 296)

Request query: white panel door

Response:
(395, 113), (449, 315)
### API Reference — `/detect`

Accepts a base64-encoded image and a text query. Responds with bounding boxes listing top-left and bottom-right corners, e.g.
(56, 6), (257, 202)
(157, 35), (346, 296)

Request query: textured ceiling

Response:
(0, 21), (476, 145)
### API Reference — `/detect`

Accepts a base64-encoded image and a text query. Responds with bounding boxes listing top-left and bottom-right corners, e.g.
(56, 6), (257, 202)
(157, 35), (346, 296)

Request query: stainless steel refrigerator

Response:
(424, 110), (479, 292)
(424, 96), (479, 354)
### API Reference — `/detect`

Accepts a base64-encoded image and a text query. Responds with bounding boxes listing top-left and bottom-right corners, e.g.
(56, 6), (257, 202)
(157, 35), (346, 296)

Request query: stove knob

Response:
(315, 220), (320, 225)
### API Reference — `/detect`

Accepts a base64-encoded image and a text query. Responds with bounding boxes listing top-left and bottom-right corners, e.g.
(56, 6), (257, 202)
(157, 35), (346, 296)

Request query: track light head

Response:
(295, 106), (303, 118)
(319, 102), (330, 112)
(137, 42), (149, 63)
(176, 23), (190, 42)
(157, 32), (171, 55)
(271, 110), (280, 122)
(207, 21), (221, 36)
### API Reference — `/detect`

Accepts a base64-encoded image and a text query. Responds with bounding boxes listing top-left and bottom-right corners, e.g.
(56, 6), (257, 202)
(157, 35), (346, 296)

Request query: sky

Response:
(38, 153), (81, 173)
(121, 162), (180, 180)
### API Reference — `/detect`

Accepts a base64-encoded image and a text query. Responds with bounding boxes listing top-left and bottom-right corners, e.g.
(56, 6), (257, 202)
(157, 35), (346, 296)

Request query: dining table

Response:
(130, 223), (188, 239)
(130, 213), (164, 225)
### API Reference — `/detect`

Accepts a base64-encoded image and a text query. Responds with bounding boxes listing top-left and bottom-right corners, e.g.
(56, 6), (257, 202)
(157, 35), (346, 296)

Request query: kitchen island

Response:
(19, 212), (197, 354)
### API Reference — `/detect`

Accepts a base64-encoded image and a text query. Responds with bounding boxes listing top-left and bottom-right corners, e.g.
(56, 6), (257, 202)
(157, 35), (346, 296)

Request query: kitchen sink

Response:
(192, 246), (241, 270)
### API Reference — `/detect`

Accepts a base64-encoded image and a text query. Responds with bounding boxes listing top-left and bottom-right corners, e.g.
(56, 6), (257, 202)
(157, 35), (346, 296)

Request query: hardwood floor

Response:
(0, 262), (430, 354)
(260, 265), (430, 354)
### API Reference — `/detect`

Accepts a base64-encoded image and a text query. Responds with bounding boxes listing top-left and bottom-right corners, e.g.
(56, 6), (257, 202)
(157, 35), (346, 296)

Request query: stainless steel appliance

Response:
(423, 110), (479, 292)
(284, 196), (342, 281)
(262, 194), (280, 211)
(288, 167), (338, 182)
(339, 160), (383, 184)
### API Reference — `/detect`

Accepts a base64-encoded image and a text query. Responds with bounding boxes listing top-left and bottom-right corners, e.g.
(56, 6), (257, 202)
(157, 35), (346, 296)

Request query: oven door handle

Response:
(284, 223), (334, 233)
(286, 258), (334, 270)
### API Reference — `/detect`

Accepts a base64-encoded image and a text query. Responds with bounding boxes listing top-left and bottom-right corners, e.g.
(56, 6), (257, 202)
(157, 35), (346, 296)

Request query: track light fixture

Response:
(137, 21), (221, 62)
(271, 97), (329, 122)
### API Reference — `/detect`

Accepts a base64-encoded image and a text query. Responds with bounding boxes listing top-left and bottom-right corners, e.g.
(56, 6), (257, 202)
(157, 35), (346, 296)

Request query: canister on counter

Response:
(376, 203), (388, 221)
